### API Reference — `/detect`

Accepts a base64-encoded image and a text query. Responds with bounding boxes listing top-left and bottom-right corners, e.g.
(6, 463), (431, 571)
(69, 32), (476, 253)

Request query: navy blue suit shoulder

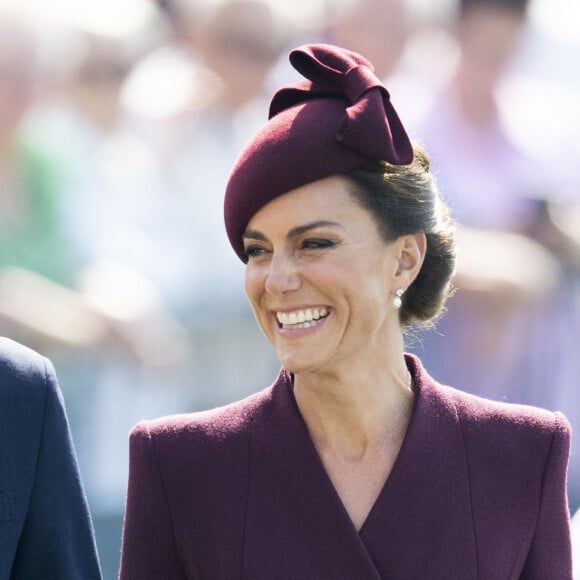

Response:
(0, 337), (102, 580)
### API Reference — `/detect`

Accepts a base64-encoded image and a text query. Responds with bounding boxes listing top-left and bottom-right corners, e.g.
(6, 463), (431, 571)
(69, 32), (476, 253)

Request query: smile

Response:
(276, 307), (329, 329)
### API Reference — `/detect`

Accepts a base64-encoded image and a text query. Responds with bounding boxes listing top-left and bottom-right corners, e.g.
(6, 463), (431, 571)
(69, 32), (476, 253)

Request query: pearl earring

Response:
(393, 289), (404, 309)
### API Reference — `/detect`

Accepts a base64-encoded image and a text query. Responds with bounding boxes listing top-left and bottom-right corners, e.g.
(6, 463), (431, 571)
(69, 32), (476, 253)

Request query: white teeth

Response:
(276, 308), (329, 328)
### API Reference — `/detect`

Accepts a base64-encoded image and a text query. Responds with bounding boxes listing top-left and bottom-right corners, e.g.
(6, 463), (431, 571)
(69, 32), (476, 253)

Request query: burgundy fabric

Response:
(119, 355), (573, 579)
(224, 43), (414, 262)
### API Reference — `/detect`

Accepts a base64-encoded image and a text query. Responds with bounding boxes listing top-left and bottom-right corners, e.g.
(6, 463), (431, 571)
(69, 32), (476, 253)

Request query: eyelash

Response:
(244, 238), (336, 260)
(301, 238), (335, 250)
(244, 245), (266, 259)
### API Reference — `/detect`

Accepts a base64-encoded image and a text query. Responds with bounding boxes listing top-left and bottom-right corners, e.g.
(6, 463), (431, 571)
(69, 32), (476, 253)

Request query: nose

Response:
(264, 252), (301, 296)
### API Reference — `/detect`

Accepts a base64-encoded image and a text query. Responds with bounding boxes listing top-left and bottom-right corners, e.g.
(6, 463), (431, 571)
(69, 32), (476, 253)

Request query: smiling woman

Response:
(119, 43), (573, 579)
(241, 175), (425, 378)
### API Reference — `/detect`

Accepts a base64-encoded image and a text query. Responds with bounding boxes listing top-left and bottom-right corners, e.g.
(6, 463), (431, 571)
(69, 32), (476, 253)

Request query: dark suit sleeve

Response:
(520, 412), (573, 579)
(119, 423), (187, 580)
(10, 358), (102, 580)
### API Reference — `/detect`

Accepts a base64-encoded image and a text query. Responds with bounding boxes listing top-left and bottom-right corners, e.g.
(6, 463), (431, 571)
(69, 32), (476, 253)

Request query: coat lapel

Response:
(360, 355), (478, 578)
(242, 369), (382, 579)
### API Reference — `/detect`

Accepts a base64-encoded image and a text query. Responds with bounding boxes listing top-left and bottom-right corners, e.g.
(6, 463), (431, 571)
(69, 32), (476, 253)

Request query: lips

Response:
(276, 307), (329, 329)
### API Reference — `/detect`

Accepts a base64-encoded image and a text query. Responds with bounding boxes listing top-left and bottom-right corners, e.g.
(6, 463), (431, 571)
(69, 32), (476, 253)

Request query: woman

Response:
(119, 44), (572, 578)
(0, 337), (102, 579)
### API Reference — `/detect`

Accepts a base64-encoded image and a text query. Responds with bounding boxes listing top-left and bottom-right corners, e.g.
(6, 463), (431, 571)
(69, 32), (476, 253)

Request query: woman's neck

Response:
(292, 350), (414, 460)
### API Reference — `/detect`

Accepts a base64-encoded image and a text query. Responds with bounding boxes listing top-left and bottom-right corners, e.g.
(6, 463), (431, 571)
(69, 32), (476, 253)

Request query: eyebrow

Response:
(243, 220), (343, 242)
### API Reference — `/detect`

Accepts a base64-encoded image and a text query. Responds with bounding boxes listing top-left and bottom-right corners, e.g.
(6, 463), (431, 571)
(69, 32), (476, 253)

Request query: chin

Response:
(276, 352), (326, 376)
(276, 352), (305, 374)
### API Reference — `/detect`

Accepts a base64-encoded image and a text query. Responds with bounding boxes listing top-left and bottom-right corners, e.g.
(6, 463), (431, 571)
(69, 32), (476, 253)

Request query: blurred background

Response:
(0, 0), (578, 575)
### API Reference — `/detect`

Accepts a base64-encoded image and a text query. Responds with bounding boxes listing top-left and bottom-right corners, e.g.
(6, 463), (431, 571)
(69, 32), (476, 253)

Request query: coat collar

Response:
(242, 355), (478, 578)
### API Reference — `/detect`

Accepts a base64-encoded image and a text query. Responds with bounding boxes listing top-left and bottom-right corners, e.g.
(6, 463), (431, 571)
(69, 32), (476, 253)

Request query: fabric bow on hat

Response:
(269, 44), (413, 165)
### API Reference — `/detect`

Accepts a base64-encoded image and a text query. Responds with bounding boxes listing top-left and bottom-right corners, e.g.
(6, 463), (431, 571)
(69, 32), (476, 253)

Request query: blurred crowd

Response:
(0, 0), (578, 575)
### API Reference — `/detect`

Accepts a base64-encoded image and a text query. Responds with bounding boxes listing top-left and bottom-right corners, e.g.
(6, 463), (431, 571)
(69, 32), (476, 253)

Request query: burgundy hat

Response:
(224, 43), (414, 262)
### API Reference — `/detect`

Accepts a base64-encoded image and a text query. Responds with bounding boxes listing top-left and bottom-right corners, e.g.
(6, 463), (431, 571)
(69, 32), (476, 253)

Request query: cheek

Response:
(244, 271), (277, 342)
(244, 268), (265, 309)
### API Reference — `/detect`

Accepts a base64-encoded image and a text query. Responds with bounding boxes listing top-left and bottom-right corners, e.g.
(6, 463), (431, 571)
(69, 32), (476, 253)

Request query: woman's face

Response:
(243, 175), (403, 376)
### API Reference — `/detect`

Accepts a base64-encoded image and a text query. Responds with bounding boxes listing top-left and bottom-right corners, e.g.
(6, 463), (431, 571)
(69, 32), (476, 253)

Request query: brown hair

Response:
(345, 143), (456, 327)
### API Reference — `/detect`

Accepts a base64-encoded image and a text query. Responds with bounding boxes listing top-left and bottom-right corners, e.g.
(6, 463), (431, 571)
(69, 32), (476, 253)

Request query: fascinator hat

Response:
(224, 43), (414, 262)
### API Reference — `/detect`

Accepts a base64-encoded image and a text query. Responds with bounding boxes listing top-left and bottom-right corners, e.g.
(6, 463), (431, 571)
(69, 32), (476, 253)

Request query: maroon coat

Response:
(119, 355), (572, 579)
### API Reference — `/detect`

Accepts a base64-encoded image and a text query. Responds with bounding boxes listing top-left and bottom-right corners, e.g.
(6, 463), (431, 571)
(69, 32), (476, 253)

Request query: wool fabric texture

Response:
(119, 354), (573, 578)
(224, 43), (414, 261)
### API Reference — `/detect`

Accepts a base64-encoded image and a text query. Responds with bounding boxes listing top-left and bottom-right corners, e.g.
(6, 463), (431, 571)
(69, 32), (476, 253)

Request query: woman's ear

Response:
(393, 233), (427, 287)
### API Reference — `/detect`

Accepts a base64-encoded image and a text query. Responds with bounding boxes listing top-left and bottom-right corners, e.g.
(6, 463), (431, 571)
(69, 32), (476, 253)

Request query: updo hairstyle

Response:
(346, 143), (456, 327)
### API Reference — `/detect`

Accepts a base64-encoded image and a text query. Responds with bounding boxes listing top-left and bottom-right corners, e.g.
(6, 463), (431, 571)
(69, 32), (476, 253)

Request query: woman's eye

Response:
(244, 245), (267, 259)
(302, 238), (335, 250)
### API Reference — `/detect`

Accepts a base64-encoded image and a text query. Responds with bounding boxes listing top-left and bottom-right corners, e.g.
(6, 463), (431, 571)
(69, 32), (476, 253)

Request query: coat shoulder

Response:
(124, 380), (283, 538)
(441, 382), (571, 442)
(433, 381), (571, 495)
(0, 338), (54, 407)
(129, 382), (277, 449)
(426, 380), (572, 576)
(0, 337), (49, 378)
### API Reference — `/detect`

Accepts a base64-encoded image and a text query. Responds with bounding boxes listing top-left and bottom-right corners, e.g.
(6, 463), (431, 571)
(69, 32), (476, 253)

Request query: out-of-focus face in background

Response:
(187, 0), (285, 111)
(0, 16), (39, 140)
(326, 0), (412, 80)
(456, 3), (525, 95)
